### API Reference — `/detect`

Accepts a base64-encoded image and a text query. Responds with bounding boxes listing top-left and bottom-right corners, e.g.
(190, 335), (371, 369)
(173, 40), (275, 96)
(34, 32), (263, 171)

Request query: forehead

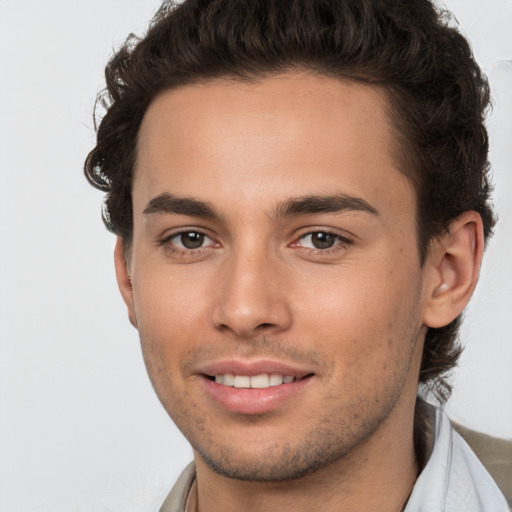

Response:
(134, 72), (414, 220)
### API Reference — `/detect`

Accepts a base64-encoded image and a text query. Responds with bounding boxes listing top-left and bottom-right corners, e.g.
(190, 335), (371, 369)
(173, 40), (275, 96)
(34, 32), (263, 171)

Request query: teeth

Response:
(233, 375), (251, 388)
(223, 374), (234, 386)
(213, 373), (296, 388)
(269, 374), (285, 386)
(250, 374), (269, 388)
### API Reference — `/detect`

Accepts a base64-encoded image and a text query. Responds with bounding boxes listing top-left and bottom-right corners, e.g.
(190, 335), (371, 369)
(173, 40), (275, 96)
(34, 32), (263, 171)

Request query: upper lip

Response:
(196, 359), (314, 379)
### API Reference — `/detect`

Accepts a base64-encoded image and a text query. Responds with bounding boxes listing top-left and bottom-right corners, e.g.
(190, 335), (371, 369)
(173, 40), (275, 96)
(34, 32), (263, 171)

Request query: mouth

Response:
(196, 359), (316, 413)
(198, 362), (315, 414)
(205, 373), (312, 389)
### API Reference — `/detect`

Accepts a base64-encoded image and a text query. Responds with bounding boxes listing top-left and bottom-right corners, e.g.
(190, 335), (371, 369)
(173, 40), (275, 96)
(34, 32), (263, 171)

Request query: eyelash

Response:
(291, 230), (353, 254)
(159, 229), (218, 255)
(160, 228), (352, 257)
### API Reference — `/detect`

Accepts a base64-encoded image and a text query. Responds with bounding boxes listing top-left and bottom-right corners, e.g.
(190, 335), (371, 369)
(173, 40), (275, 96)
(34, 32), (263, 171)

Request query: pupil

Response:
(181, 232), (204, 249)
(312, 232), (335, 249)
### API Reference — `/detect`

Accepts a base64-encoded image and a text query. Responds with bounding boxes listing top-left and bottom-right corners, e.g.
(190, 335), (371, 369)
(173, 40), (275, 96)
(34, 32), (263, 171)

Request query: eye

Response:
(294, 231), (350, 250)
(166, 231), (217, 250)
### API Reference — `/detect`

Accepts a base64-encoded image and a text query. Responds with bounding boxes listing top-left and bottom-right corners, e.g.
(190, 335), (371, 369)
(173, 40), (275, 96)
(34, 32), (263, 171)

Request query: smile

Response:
(202, 372), (314, 414)
(212, 374), (296, 388)
(198, 360), (315, 413)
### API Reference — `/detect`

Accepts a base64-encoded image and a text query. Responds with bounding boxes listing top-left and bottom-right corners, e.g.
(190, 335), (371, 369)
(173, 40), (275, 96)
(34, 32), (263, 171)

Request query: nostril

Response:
(212, 300), (293, 338)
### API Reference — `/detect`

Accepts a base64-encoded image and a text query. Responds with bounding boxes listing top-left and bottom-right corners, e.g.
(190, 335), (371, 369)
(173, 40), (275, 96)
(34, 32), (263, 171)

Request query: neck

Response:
(193, 393), (420, 512)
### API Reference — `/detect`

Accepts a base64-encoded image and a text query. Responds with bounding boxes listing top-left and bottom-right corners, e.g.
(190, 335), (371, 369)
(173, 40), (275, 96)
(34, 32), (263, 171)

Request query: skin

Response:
(115, 72), (483, 512)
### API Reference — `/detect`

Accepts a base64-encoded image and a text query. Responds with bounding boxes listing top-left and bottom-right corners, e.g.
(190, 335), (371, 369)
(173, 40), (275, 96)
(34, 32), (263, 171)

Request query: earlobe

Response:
(114, 237), (138, 329)
(422, 211), (484, 328)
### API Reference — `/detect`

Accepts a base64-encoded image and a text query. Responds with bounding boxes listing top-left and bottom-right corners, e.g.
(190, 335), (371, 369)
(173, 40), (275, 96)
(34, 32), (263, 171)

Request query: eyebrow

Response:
(143, 193), (220, 219)
(142, 192), (379, 221)
(273, 193), (379, 219)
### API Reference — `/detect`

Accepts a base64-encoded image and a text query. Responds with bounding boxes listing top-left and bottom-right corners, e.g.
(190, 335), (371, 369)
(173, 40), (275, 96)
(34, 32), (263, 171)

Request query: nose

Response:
(211, 250), (293, 339)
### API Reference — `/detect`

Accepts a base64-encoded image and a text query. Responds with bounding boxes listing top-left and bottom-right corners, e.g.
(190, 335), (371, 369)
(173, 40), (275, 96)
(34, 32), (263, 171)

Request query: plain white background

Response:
(0, 1), (511, 510)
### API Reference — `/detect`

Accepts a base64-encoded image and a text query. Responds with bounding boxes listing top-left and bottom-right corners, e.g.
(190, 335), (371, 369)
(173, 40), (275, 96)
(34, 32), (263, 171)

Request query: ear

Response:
(422, 211), (484, 328)
(114, 237), (138, 328)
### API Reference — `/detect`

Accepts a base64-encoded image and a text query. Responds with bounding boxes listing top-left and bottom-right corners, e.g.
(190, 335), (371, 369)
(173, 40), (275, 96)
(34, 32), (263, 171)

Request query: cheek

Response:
(295, 254), (422, 367)
(130, 266), (213, 391)
(132, 262), (211, 333)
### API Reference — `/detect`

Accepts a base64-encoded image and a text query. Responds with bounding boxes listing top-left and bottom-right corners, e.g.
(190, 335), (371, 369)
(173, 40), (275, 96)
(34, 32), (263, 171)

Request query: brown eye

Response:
(163, 230), (219, 256)
(310, 232), (337, 249)
(166, 230), (217, 250)
(293, 231), (352, 252)
(180, 232), (205, 249)
(299, 232), (339, 249)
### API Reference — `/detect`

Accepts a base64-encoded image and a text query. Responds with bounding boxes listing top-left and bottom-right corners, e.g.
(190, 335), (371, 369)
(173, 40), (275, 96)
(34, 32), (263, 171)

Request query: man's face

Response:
(122, 73), (431, 481)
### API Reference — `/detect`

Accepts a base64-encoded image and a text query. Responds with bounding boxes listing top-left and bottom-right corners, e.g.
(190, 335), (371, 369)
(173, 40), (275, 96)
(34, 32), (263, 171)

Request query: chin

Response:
(196, 444), (341, 482)
(188, 405), (395, 483)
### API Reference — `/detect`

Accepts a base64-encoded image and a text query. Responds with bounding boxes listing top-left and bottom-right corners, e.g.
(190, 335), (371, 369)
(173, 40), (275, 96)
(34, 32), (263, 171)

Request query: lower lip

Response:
(200, 376), (313, 415)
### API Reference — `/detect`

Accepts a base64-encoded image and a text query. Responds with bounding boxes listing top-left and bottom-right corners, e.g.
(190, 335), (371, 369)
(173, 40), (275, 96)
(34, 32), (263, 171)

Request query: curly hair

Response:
(85, 0), (495, 399)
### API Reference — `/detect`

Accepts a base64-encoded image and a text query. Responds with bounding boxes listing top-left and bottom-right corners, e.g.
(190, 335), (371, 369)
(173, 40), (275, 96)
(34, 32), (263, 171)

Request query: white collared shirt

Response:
(161, 407), (509, 512)
(405, 407), (509, 511)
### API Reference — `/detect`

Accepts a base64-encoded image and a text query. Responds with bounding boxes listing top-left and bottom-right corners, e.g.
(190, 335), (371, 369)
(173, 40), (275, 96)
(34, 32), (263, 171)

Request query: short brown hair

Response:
(85, 0), (495, 399)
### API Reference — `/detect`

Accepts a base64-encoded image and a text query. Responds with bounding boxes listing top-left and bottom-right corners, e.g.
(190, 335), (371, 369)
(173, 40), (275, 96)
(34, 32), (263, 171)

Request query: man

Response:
(85, 0), (510, 510)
